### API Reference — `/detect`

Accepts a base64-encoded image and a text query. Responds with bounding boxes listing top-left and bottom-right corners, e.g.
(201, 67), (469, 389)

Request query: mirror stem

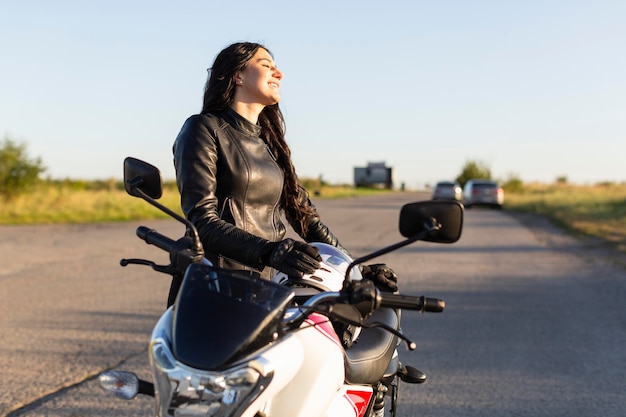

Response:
(133, 186), (204, 256)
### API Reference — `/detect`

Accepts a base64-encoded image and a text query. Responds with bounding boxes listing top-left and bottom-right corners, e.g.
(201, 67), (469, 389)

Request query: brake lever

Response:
(120, 258), (178, 275)
(360, 320), (417, 351)
(340, 281), (418, 350)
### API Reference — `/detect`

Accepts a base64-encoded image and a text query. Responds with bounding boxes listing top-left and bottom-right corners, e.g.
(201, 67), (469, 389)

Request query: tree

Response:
(455, 160), (491, 188)
(502, 173), (524, 192)
(0, 136), (46, 199)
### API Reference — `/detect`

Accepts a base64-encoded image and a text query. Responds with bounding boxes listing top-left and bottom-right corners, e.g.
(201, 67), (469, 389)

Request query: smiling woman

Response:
(168, 42), (340, 306)
(172, 42), (327, 288)
(170, 41), (397, 306)
(231, 48), (283, 113)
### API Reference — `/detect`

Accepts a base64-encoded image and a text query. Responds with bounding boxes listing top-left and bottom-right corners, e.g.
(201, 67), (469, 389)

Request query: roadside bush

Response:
(456, 160), (492, 188)
(502, 173), (524, 192)
(0, 137), (46, 199)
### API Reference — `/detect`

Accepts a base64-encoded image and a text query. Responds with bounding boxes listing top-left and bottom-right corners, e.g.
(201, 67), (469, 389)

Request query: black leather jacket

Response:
(173, 108), (344, 279)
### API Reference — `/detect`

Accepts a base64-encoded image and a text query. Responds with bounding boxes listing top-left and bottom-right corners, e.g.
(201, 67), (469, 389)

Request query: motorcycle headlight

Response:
(150, 339), (272, 417)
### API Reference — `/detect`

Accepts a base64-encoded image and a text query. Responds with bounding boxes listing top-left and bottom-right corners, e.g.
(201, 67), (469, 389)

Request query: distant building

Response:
(354, 162), (394, 189)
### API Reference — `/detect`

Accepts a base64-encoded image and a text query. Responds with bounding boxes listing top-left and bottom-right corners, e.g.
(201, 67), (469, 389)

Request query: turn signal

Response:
(98, 370), (139, 400)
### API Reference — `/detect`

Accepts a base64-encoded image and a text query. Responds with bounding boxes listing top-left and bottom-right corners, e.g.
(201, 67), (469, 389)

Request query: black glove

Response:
(361, 263), (398, 292)
(262, 238), (321, 278)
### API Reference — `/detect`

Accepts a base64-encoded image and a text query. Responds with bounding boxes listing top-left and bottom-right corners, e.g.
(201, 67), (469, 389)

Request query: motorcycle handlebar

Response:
(378, 293), (445, 313)
(136, 226), (176, 253)
(133, 227), (446, 314)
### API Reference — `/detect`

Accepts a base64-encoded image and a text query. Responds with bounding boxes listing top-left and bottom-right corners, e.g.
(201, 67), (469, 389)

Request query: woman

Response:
(172, 42), (396, 305)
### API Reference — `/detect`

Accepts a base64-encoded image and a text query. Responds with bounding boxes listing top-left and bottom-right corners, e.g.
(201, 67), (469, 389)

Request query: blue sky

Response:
(1, 0), (624, 188)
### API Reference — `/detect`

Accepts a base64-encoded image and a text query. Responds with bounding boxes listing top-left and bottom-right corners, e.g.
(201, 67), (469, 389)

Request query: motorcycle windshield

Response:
(172, 264), (294, 370)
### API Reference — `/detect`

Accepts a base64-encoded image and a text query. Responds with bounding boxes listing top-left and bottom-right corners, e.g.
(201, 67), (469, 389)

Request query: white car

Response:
(432, 181), (463, 201)
(463, 179), (504, 208)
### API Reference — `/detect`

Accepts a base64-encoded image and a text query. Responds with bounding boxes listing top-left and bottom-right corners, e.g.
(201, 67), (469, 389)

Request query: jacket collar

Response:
(222, 107), (262, 137)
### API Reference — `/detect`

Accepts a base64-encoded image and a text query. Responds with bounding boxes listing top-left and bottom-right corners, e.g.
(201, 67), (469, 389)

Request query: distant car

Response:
(463, 179), (504, 208)
(432, 181), (463, 201)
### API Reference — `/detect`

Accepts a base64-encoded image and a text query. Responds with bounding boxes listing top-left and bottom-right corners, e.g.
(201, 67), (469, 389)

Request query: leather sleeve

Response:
(287, 185), (352, 258)
(172, 115), (268, 268)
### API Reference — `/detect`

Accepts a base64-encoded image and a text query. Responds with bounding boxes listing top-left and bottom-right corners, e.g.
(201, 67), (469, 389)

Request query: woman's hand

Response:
(262, 238), (321, 277)
(361, 263), (398, 292)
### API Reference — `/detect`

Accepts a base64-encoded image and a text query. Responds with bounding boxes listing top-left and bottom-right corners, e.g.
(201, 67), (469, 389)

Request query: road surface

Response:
(1, 192), (624, 416)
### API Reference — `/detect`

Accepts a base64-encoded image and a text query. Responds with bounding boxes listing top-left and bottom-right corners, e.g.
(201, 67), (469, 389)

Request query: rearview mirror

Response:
(399, 200), (463, 243)
(123, 157), (163, 199)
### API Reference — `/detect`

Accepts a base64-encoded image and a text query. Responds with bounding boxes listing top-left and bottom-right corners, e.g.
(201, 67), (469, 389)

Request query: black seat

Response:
(343, 308), (399, 384)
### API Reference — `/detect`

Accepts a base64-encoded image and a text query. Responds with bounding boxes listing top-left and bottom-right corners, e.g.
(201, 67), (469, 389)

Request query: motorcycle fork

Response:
(389, 377), (399, 417)
(369, 375), (399, 417)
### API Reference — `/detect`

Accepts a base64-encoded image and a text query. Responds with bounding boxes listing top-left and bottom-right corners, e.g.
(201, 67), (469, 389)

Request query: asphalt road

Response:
(1, 192), (625, 416)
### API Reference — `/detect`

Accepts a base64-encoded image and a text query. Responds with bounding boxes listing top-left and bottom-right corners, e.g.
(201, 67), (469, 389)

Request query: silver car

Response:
(432, 181), (463, 201)
(463, 179), (504, 208)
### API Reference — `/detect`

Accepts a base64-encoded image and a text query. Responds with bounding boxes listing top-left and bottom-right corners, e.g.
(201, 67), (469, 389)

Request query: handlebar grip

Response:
(378, 293), (445, 313)
(136, 226), (176, 253)
(421, 296), (445, 313)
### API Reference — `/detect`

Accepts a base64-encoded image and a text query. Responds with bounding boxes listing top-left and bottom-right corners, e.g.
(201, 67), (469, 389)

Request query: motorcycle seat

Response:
(343, 308), (399, 384)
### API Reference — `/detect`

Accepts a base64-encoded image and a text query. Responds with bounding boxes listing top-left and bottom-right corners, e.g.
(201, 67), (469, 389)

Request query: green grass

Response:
(2, 180), (625, 254)
(0, 182), (180, 224)
(503, 182), (626, 253)
(0, 180), (391, 224)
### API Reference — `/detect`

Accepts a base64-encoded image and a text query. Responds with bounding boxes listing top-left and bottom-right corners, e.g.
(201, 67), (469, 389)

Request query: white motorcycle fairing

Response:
(147, 263), (375, 417)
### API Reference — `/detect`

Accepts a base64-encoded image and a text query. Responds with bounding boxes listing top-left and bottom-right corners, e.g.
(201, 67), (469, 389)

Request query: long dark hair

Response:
(202, 42), (315, 234)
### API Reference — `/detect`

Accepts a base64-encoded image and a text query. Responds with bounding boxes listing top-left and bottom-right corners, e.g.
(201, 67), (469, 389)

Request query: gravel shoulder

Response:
(507, 210), (626, 270)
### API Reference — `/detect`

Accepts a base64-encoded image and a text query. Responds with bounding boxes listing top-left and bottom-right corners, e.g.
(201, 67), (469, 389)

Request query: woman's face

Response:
(235, 48), (283, 106)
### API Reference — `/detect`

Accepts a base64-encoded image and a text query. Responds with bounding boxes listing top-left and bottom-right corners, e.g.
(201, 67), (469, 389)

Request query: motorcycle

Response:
(98, 157), (464, 417)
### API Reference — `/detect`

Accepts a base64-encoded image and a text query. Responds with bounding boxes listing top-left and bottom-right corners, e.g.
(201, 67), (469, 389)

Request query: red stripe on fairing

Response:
(303, 313), (341, 346)
(343, 392), (358, 416)
(345, 388), (373, 417)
